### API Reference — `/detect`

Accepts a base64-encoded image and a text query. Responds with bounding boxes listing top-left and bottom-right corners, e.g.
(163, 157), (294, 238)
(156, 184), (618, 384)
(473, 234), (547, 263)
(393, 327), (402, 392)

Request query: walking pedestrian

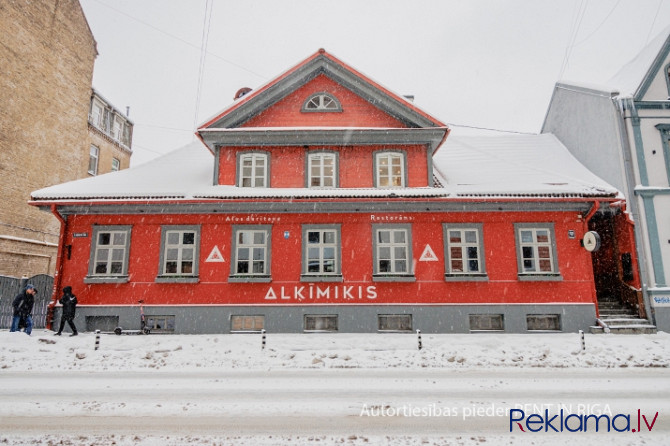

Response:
(55, 286), (78, 336)
(10, 284), (37, 335)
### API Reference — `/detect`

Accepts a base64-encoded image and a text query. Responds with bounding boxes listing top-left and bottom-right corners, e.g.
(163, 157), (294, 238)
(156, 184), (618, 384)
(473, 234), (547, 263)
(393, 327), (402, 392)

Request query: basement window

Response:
(469, 314), (504, 332)
(231, 315), (265, 333)
(145, 315), (175, 333)
(378, 314), (412, 332)
(526, 314), (561, 331)
(304, 315), (338, 332)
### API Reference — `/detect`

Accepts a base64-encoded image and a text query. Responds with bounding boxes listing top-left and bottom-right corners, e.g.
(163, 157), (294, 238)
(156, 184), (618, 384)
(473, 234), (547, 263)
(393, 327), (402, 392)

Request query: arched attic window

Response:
(302, 92), (342, 112)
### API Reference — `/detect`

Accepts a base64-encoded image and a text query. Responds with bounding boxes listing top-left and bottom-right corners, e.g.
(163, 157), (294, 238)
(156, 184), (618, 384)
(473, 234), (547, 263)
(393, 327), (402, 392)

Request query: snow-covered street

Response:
(1, 330), (669, 445)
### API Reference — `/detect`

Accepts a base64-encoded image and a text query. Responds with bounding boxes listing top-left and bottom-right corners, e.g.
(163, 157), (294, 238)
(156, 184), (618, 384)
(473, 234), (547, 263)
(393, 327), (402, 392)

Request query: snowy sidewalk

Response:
(1, 330), (669, 371)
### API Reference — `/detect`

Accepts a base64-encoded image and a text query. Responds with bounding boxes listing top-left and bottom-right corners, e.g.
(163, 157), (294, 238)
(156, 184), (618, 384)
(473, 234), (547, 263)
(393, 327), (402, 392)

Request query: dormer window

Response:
(374, 151), (406, 188)
(302, 92), (342, 112)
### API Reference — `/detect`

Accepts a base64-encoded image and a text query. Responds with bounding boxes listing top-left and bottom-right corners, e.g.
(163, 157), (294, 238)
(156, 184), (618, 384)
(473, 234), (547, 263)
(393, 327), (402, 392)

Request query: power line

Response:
(193, 0), (214, 133)
(446, 123), (536, 135)
(558, 0), (589, 80)
(571, 0), (621, 47)
(644, 0), (664, 44)
(89, 0), (268, 80)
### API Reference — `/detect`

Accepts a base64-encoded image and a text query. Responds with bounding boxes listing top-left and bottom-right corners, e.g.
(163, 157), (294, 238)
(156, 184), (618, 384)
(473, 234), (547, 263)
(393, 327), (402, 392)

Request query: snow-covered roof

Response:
(31, 134), (619, 203)
(434, 134), (618, 198)
(606, 24), (670, 97)
(556, 25), (670, 99)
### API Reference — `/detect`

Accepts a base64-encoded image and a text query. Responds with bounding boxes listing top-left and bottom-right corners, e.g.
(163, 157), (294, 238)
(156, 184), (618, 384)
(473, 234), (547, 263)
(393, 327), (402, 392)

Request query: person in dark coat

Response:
(55, 286), (78, 336)
(10, 284), (37, 335)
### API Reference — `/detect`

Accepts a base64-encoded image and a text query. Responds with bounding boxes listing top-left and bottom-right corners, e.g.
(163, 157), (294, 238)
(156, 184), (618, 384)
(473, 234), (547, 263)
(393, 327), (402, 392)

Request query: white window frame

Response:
(111, 158), (120, 172)
(85, 225), (131, 284)
(372, 224), (414, 281)
(88, 145), (99, 175)
(112, 115), (123, 141)
(90, 100), (103, 128)
(514, 223), (561, 280)
(374, 151), (406, 188)
(302, 92), (342, 112)
(307, 152), (337, 188)
(237, 152), (269, 188)
(230, 225), (271, 282)
(301, 225), (342, 281)
(443, 224), (487, 280)
(156, 226), (200, 282)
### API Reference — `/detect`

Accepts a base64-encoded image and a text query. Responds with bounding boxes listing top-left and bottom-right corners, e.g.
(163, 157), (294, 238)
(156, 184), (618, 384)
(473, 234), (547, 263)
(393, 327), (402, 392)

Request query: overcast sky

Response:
(79, 0), (670, 167)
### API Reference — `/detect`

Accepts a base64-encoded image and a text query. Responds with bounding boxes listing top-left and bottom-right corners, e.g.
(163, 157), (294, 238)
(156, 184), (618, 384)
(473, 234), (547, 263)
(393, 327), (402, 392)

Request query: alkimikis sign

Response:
(510, 409), (658, 433)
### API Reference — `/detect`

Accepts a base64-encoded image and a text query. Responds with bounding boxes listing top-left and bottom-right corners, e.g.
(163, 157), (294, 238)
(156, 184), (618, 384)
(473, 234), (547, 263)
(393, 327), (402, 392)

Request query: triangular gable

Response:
(198, 49), (445, 130)
(607, 25), (670, 100)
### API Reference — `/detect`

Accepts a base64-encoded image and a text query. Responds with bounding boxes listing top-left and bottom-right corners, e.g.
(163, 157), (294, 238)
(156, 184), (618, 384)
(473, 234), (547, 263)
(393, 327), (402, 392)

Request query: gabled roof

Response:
(30, 134), (618, 203)
(606, 25), (670, 99)
(549, 26), (670, 101)
(197, 49), (446, 132)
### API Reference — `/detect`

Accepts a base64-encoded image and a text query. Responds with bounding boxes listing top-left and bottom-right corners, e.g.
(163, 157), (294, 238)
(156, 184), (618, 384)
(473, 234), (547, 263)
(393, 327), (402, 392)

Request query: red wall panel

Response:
(61, 209), (596, 307)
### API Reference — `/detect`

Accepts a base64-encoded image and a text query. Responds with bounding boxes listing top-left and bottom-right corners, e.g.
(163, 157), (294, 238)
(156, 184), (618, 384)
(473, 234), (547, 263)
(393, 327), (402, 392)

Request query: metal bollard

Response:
(416, 329), (422, 350)
(261, 329), (266, 350)
(579, 330), (585, 351)
(95, 330), (101, 351)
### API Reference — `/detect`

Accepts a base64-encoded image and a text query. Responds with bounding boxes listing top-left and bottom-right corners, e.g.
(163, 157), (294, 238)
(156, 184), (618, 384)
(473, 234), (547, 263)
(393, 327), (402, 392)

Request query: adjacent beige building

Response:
(0, 0), (132, 278)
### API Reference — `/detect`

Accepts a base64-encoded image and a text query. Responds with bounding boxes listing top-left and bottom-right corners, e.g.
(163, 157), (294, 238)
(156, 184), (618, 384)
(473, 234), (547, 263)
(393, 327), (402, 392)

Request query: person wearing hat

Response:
(10, 284), (37, 335)
(55, 286), (78, 336)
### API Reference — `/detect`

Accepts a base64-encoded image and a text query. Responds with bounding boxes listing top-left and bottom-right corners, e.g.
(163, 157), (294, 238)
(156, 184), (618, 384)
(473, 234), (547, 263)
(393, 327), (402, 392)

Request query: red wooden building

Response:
(31, 49), (640, 334)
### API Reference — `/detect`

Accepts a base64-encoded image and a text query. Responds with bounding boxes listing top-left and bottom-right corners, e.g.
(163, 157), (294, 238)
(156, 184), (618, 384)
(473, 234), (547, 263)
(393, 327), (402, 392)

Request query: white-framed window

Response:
(112, 115), (123, 141)
(238, 152), (269, 188)
(378, 314), (412, 332)
(85, 225), (131, 283)
(302, 225), (341, 281)
(374, 151), (406, 187)
(304, 315), (338, 332)
(307, 152), (337, 188)
(443, 224), (486, 279)
(157, 226), (200, 281)
(88, 145), (99, 175)
(302, 92), (342, 112)
(230, 226), (271, 281)
(90, 100), (103, 128)
(515, 224), (559, 278)
(111, 158), (120, 172)
(373, 224), (414, 280)
(231, 315), (265, 332)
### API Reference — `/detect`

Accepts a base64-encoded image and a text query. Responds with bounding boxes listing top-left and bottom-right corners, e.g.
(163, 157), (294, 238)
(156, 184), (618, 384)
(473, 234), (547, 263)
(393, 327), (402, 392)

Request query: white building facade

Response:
(543, 27), (670, 331)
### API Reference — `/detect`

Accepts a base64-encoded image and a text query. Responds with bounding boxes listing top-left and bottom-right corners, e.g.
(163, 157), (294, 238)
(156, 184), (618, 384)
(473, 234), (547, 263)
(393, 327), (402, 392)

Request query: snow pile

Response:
(2, 330), (668, 372)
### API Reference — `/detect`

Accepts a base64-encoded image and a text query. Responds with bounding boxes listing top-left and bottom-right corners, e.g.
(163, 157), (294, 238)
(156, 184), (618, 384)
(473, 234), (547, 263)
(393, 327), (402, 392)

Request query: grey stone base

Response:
(53, 304), (597, 334)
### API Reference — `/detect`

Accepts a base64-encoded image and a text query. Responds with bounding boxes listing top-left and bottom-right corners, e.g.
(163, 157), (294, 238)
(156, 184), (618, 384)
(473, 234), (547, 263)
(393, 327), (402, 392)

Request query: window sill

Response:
(155, 276), (199, 284)
(372, 274), (416, 283)
(84, 275), (129, 284)
(445, 274), (489, 282)
(517, 274), (563, 282)
(228, 275), (272, 283)
(300, 274), (343, 283)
